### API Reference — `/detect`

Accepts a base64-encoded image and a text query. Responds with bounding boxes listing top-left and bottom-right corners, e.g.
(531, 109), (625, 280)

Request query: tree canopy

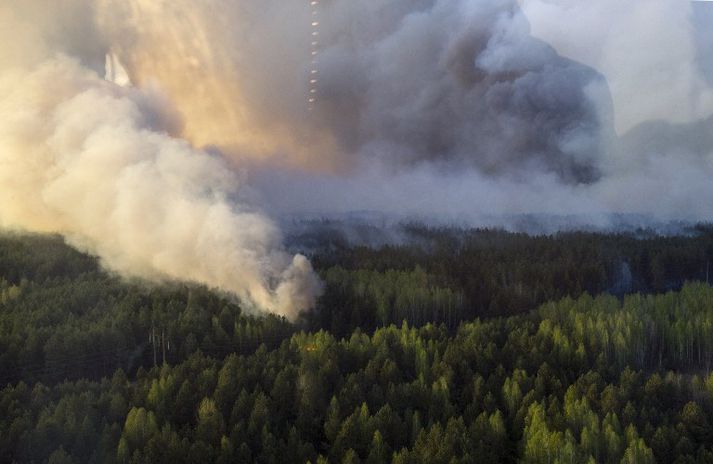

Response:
(2, 229), (713, 463)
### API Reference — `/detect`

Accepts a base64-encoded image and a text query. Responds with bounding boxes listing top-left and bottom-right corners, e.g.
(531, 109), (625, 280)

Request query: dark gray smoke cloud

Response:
(252, 0), (713, 223)
(310, 0), (609, 184)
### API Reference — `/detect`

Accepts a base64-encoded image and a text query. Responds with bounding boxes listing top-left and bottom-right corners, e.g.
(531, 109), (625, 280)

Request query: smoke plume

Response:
(1, 0), (713, 317)
(0, 1), (322, 320)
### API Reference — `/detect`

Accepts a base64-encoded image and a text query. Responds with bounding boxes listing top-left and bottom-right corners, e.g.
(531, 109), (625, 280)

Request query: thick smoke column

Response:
(0, 1), (321, 320)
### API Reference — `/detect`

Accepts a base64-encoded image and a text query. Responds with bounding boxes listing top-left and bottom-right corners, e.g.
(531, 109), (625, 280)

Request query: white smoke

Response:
(0, 2), (322, 320)
(521, 0), (713, 134)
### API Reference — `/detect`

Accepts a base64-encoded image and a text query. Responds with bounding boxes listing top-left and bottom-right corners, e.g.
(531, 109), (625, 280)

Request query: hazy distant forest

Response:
(3, 226), (713, 463)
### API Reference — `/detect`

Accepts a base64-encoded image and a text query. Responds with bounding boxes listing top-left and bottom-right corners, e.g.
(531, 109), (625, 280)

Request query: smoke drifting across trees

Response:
(0, 2), (322, 320)
(1, 0), (713, 316)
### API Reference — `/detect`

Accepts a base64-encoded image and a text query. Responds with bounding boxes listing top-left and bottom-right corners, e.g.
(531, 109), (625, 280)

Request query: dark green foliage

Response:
(0, 236), (294, 386)
(4, 285), (713, 462)
(3, 230), (713, 463)
(0, 233), (97, 284)
(309, 226), (713, 332)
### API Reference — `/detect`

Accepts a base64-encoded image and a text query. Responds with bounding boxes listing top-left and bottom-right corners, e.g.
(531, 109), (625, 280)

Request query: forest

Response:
(2, 226), (713, 463)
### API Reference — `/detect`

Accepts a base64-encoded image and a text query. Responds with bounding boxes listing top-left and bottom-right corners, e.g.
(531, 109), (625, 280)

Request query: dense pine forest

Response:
(3, 226), (713, 463)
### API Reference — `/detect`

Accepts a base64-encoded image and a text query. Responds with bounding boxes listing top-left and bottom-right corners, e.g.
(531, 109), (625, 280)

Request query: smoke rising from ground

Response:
(0, 2), (321, 319)
(1, 0), (713, 316)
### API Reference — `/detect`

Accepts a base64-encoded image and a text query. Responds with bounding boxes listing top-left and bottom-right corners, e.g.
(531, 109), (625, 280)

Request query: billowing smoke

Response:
(1, 0), (713, 317)
(93, 0), (713, 221)
(315, 0), (612, 183)
(97, 0), (609, 183)
(0, 1), (322, 320)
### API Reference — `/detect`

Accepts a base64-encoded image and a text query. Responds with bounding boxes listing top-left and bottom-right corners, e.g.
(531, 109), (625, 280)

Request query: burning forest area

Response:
(2, 1), (713, 463)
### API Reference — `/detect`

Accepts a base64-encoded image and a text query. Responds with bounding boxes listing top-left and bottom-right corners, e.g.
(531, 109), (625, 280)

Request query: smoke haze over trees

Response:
(2, 0), (713, 310)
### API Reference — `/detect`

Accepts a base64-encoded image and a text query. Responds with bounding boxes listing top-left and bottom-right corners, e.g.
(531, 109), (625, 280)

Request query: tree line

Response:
(308, 225), (713, 332)
(4, 282), (713, 461)
(2, 230), (713, 462)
